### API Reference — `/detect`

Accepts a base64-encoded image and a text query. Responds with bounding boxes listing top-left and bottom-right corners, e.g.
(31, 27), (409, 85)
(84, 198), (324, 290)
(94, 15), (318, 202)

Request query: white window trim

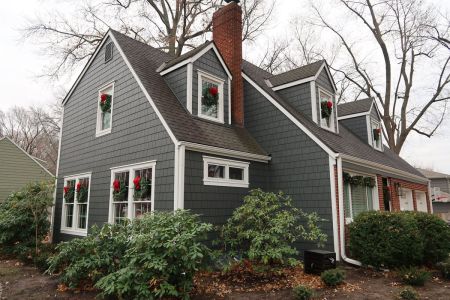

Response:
(203, 156), (249, 188)
(318, 87), (336, 132)
(108, 160), (156, 224)
(96, 82), (115, 137)
(370, 120), (383, 151)
(60, 172), (92, 236)
(197, 70), (224, 123)
(343, 170), (378, 224)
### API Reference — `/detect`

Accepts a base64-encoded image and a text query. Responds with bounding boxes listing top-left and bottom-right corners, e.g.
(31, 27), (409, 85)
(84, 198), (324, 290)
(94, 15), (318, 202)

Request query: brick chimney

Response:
(213, 2), (244, 127)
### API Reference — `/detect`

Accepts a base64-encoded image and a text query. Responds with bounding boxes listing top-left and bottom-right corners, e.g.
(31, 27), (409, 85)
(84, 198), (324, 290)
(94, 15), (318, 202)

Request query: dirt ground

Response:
(0, 259), (449, 299)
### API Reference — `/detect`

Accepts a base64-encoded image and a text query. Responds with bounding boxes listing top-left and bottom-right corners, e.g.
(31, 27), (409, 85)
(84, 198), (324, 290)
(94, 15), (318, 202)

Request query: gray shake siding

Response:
(431, 178), (450, 193)
(276, 83), (311, 119)
(163, 66), (188, 109)
(243, 80), (335, 252)
(340, 116), (368, 143)
(54, 38), (175, 241)
(184, 151), (268, 225)
(370, 107), (380, 121)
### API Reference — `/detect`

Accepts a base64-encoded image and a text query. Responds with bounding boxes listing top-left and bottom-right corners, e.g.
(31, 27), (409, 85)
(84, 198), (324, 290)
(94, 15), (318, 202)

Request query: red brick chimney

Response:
(213, 2), (244, 127)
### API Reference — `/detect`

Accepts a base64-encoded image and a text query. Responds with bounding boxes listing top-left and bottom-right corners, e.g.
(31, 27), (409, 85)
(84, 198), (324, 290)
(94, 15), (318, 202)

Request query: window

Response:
(96, 83), (114, 137)
(198, 71), (224, 123)
(371, 121), (382, 150)
(344, 172), (377, 223)
(319, 89), (335, 131)
(61, 173), (91, 235)
(109, 161), (156, 224)
(203, 156), (249, 188)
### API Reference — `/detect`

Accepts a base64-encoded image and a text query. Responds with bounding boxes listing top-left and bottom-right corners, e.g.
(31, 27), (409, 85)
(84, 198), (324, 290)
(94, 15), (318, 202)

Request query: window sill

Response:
(203, 178), (249, 188)
(60, 228), (88, 236)
(96, 128), (112, 137)
(198, 114), (224, 124)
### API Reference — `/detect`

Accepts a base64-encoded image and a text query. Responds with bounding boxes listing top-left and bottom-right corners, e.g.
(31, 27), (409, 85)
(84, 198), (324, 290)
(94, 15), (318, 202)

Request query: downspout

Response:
(336, 155), (362, 266)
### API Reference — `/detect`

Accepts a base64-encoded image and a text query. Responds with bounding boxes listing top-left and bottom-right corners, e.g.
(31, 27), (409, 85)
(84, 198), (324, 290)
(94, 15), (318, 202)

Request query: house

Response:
(52, 2), (431, 263)
(418, 168), (450, 223)
(0, 137), (53, 202)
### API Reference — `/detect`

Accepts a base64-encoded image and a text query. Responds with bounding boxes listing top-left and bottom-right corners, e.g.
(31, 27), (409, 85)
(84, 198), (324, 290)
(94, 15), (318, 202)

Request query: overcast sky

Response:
(1, 0), (449, 174)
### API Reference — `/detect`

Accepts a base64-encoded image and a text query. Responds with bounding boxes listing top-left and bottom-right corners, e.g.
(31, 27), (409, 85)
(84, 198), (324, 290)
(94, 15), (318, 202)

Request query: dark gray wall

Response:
(184, 151), (268, 225)
(192, 49), (229, 121)
(340, 116), (368, 143)
(431, 178), (450, 193)
(54, 38), (175, 241)
(243, 80), (335, 252)
(370, 106), (380, 122)
(276, 82), (311, 119)
(163, 66), (188, 109)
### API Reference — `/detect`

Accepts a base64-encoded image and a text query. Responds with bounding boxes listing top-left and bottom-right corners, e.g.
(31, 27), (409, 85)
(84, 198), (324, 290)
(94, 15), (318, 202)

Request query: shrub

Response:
(348, 211), (425, 268)
(437, 257), (450, 280)
(398, 267), (430, 286)
(292, 285), (314, 300)
(219, 189), (327, 266)
(399, 287), (418, 300)
(320, 268), (345, 286)
(0, 182), (54, 265)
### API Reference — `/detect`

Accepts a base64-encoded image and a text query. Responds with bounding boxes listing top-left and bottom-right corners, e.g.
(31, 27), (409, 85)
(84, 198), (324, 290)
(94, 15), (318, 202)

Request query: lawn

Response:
(1, 258), (448, 299)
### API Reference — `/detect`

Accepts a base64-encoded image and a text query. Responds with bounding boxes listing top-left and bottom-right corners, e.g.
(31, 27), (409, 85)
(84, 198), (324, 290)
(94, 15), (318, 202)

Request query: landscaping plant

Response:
(398, 286), (419, 300)
(398, 266), (430, 286)
(320, 268), (345, 286)
(219, 189), (327, 267)
(292, 284), (314, 300)
(437, 257), (450, 280)
(0, 182), (54, 264)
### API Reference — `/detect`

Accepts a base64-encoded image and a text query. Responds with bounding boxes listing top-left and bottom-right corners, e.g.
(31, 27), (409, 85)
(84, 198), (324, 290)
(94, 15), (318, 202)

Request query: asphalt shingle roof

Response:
(268, 60), (324, 87)
(338, 98), (374, 117)
(417, 168), (450, 179)
(111, 30), (267, 156)
(242, 60), (425, 179)
(159, 41), (214, 71)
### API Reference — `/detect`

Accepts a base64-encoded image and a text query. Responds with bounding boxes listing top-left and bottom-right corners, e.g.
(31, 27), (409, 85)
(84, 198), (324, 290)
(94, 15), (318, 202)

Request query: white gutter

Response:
(337, 156), (362, 266)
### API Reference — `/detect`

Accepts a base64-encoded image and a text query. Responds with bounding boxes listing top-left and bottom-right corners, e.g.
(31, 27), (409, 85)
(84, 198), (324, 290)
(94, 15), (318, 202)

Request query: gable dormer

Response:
(338, 98), (384, 151)
(267, 60), (338, 133)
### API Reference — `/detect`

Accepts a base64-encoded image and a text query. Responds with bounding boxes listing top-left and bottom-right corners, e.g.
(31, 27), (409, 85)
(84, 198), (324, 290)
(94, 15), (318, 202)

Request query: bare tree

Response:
(0, 105), (61, 174)
(23, 0), (275, 79)
(310, 0), (450, 154)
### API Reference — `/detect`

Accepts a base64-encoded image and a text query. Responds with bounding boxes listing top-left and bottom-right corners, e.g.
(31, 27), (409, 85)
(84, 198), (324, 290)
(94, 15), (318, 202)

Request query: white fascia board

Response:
(272, 76), (315, 91)
(180, 141), (271, 163)
(311, 81), (318, 123)
(337, 111), (370, 120)
(109, 33), (178, 145)
(339, 153), (429, 184)
(186, 63), (193, 113)
(328, 156), (340, 260)
(159, 43), (233, 80)
(242, 72), (337, 158)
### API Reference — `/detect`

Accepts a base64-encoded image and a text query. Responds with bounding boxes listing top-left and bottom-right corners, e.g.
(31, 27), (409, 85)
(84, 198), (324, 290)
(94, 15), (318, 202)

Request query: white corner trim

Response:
(328, 156), (340, 260)
(311, 81), (318, 123)
(174, 144), (186, 210)
(242, 72), (336, 158)
(3, 136), (54, 177)
(109, 32), (178, 145)
(272, 76), (315, 91)
(186, 63), (193, 113)
(180, 141), (271, 163)
(159, 43), (233, 80)
(228, 77), (232, 125)
(338, 111), (370, 120)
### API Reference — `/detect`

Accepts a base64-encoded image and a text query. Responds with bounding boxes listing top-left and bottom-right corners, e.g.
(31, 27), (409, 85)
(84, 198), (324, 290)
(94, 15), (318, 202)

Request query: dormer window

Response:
(198, 71), (224, 123)
(96, 82), (114, 137)
(371, 121), (383, 150)
(319, 89), (335, 131)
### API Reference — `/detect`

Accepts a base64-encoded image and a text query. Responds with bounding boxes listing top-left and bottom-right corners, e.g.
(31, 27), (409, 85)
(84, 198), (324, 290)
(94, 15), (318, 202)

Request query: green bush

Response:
(49, 210), (212, 299)
(320, 268), (345, 286)
(292, 285), (314, 300)
(219, 189), (327, 266)
(399, 287), (418, 300)
(398, 266), (430, 286)
(348, 211), (425, 268)
(0, 182), (54, 264)
(437, 257), (450, 280)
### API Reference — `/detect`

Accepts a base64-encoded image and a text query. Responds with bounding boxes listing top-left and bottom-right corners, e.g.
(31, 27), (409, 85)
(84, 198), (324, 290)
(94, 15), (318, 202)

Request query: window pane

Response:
(64, 180), (76, 203)
(134, 202), (152, 219)
(113, 172), (129, 202)
(102, 111), (111, 130)
(208, 164), (224, 178)
(351, 185), (369, 218)
(133, 168), (152, 201)
(76, 178), (90, 203)
(201, 80), (219, 118)
(229, 167), (244, 180)
(78, 204), (88, 229)
(65, 204), (74, 228)
(114, 203), (128, 224)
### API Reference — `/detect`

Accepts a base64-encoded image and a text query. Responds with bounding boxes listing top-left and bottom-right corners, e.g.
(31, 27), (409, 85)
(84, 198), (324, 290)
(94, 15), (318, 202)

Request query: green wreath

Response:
(113, 179), (128, 202)
(77, 186), (89, 203)
(134, 177), (152, 200)
(100, 94), (112, 113)
(202, 86), (219, 107)
(64, 186), (75, 203)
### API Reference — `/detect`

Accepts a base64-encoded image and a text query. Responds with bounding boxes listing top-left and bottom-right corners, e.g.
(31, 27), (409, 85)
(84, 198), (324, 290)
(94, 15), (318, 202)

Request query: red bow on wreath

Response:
(76, 182), (81, 192)
(113, 179), (121, 192)
(100, 94), (108, 104)
(209, 87), (218, 97)
(327, 101), (333, 109)
(133, 176), (141, 191)
(64, 186), (69, 195)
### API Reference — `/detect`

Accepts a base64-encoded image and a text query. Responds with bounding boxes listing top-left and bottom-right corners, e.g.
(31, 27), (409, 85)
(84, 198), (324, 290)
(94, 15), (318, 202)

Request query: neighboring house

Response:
(52, 2), (431, 262)
(418, 168), (450, 223)
(0, 137), (54, 201)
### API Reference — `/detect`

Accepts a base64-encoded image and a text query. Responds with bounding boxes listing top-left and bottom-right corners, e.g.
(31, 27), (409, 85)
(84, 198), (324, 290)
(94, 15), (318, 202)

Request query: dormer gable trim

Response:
(158, 42), (233, 79)
(337, 100), (382, 121)
(271, 62), (337, 93)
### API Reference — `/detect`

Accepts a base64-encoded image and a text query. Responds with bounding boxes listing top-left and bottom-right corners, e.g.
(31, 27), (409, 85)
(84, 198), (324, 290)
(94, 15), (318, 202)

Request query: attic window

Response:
(319, 89), (335, 131)
(371, 121), (382, 151)
(105, 43), (113, 62)
(197, 71), (224, 123)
